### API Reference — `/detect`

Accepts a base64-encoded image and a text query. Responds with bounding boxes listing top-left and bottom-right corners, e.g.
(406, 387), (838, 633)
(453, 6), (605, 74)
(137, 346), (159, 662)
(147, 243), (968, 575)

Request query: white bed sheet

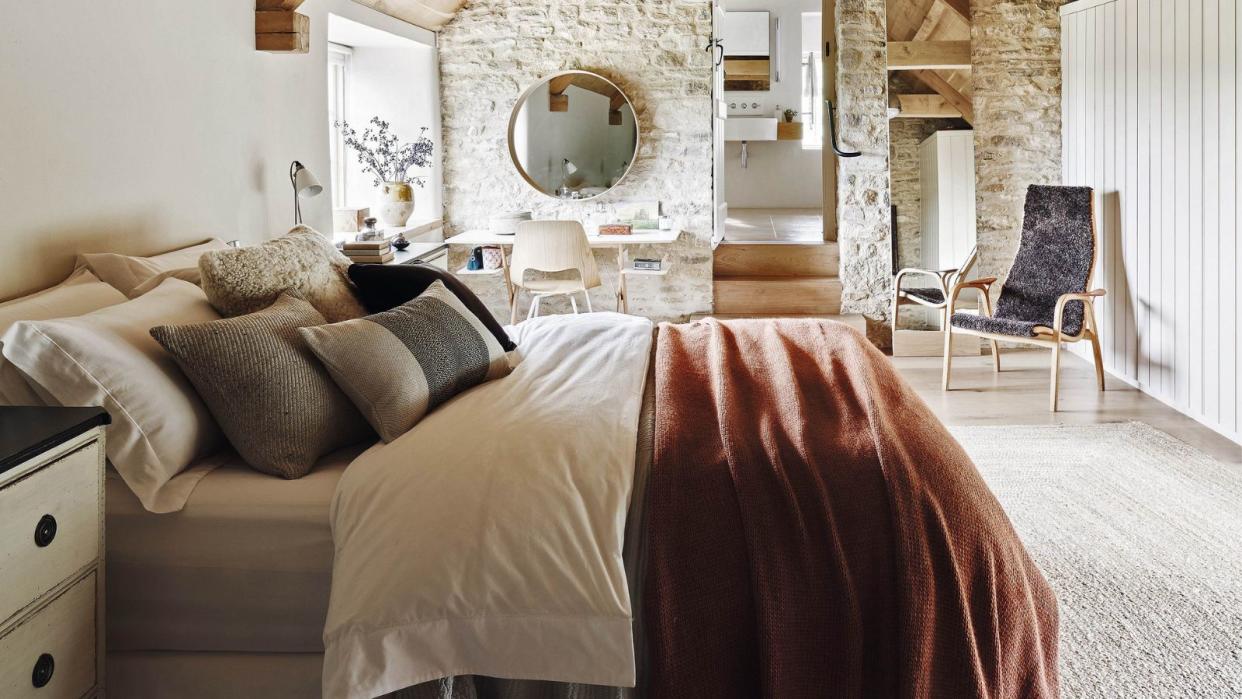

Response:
(323, 312), (654, 698)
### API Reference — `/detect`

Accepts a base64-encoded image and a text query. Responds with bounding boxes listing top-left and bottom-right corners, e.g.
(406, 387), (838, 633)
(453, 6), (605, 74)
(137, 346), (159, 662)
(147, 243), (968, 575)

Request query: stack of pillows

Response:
(0, 227), (517, 513)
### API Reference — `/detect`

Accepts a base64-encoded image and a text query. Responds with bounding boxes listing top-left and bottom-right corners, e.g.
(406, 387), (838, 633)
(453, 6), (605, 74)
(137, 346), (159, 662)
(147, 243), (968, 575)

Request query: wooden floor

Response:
(894, 349), (1242, 464)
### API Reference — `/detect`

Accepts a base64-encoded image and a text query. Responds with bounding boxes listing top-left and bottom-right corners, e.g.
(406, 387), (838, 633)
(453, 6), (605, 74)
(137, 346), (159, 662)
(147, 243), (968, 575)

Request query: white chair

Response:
(509, 220), (602, 323)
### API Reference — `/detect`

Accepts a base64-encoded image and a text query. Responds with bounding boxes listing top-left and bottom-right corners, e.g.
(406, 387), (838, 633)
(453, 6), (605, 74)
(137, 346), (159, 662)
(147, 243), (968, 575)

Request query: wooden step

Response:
(713, 243), (839, 277)
(690, 312), (865, 334)
(713, 276), (842, 315)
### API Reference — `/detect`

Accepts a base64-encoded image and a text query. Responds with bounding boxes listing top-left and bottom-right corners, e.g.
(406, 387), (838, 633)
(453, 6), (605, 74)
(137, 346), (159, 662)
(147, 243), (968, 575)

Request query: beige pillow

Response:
(300, 281), (514, 442)
(151, 295), (374, 479)
(199, 226), (367, 323)
(78, 239), (229, 297)
(0, 268), (128, 405)
(1, 278), (225, 513)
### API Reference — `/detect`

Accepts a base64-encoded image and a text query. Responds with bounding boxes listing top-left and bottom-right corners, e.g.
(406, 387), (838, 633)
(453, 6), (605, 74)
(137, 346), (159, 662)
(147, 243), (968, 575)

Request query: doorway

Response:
(708, 0), (850, 319)
(712, 1), (831, 246)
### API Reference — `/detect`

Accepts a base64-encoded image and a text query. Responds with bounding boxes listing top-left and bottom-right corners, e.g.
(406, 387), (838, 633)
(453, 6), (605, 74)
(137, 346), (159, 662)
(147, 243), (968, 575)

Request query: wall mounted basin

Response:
(724, 116), (777, 142)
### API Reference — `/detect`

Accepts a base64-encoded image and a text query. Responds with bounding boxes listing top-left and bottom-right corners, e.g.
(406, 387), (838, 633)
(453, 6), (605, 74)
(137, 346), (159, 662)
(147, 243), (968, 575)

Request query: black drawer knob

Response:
(32, 653), (54, 688)
(33, 514), (57, 548)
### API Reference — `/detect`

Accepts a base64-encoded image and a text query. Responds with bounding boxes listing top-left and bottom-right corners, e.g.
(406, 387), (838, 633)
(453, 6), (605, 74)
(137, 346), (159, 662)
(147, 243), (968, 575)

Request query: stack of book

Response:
(343, 239), (395, 264)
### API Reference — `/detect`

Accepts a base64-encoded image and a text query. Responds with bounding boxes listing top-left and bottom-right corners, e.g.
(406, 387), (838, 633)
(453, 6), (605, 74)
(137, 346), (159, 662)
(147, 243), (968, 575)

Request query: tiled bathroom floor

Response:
(725, 208), (824, 242)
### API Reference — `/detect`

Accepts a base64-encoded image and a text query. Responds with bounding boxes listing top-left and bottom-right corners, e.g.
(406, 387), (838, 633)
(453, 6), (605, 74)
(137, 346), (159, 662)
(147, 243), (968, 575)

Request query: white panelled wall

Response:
(1061, 0), (1240, 444)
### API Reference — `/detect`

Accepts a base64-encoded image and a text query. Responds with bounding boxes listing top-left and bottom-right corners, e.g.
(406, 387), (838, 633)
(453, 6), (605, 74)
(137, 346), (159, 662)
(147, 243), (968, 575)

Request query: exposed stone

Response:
(972, 0), (1070, 290)
(834, 0), (892, 344)
(439, 0), (714, 322)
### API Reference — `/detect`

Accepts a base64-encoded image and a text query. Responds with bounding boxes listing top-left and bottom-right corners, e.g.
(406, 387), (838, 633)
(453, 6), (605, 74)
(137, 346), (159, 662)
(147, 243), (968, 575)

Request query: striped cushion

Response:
(300, 281), (515, 442)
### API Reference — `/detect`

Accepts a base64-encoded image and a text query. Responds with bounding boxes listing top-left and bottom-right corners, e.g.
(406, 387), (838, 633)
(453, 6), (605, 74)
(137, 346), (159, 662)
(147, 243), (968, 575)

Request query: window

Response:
(800, 13), (823, 150)
(327, 43), (352, 208)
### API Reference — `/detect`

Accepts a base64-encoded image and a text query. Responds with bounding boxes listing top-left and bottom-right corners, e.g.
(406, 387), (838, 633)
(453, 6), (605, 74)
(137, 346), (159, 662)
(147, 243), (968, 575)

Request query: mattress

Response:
(106, 444), (369, 653)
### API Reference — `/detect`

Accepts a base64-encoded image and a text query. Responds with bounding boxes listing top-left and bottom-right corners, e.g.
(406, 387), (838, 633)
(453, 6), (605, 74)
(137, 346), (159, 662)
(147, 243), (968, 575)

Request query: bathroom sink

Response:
(724, 116), (777, 142)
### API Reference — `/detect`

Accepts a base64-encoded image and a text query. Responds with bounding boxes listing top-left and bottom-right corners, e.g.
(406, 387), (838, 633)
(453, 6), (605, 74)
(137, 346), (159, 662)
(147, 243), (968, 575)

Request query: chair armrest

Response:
(1051, 289), (1107, 337)
(896, 266), (959, 278)
(894, 267), (958, 295)
(946, 277), (998, 316)
(955, 276), (998, 290)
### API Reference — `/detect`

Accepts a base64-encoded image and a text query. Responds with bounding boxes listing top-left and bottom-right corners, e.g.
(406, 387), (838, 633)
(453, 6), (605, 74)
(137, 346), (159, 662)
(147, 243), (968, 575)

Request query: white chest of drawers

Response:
(0, 407), (109, 698)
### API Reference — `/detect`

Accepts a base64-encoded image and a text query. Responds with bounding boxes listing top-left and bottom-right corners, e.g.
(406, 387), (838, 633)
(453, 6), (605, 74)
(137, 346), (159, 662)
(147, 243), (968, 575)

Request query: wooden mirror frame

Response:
(507, 70), (641, 201)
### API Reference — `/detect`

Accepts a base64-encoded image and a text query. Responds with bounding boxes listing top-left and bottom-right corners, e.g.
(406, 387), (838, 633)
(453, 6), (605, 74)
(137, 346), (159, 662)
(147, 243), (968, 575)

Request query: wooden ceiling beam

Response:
(256, 1), (309, 54)
(887, 41), (971, 70)
(349, 0), (464, 31)
(893, 94), (963, 118)
(911, 69), (974, 123)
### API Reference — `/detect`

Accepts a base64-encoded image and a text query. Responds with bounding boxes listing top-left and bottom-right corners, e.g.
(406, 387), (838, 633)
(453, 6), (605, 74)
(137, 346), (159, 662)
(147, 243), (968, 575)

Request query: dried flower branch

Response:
(335, 117), (434, 188)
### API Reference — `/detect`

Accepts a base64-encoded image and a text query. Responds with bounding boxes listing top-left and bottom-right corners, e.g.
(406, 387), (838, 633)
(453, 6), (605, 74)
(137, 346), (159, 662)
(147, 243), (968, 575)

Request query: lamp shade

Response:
(292, 163), (323, 198)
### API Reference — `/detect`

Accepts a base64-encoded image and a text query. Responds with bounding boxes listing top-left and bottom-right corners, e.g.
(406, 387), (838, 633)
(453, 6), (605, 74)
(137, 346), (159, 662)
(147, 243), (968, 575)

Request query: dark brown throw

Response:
(644, 318), (1058, 698)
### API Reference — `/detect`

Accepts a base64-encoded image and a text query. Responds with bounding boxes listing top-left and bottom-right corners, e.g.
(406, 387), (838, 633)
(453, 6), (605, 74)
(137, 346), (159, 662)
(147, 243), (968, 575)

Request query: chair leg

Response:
(511, 291), (520, 325)
(1049, 341), (1062, 412)
(891, 295), (902, 344)
(570, 296), (579, 314)
(1090, 331), (1106, 391)
(979, 294), (1001, 372)
(584, 291), (593, 313)
(942, 322), (954, 390)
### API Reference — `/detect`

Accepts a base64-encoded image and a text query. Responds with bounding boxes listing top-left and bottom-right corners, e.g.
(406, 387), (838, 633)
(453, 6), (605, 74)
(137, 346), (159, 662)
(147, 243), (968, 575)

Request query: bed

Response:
(1, 246), (1059, 699)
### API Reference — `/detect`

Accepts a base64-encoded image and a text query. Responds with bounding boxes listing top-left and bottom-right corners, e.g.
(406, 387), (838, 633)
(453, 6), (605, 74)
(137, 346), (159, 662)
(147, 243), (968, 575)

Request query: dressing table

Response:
(445, 228), (679, 315)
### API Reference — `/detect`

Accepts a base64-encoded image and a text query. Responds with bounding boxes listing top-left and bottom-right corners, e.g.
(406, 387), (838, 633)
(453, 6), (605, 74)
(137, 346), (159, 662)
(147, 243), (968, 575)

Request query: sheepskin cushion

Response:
(199, 226), (367, 322)
(951, 185), (1095, 337)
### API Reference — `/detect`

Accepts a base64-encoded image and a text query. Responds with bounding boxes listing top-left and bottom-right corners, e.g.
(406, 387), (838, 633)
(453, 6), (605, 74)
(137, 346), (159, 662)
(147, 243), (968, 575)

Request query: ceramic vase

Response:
(377, 182), (415, 227)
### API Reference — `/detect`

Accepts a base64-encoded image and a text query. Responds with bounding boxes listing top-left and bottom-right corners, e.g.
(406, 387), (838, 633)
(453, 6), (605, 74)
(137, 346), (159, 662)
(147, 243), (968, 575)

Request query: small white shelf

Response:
(622, 265), (669, 276)
(455, 266), (505, 276)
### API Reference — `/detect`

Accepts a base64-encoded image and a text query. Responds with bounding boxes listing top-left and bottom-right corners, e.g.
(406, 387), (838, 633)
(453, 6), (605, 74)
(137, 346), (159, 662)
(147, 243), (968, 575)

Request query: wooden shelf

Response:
(776, 122), (803, 141)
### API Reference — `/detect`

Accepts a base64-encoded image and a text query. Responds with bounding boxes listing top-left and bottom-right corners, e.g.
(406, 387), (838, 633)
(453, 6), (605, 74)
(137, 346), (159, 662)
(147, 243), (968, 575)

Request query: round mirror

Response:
(508, 70), (640, 200)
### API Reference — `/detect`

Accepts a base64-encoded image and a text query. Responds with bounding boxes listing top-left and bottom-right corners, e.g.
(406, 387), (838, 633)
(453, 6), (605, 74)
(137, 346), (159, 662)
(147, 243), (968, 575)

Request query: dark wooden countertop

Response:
(0, 407), (110, 477)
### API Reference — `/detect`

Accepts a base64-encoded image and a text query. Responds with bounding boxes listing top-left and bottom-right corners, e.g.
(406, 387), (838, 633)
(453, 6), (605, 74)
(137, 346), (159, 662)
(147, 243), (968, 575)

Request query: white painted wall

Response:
(0, 0), (434, 300)
(722, 0), (822, 209)
(1061, 0), (1240, 444)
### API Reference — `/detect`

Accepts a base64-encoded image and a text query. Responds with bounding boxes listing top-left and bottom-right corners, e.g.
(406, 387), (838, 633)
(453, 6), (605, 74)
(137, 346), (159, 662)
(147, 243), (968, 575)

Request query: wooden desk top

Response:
(445, 229), (682, 247)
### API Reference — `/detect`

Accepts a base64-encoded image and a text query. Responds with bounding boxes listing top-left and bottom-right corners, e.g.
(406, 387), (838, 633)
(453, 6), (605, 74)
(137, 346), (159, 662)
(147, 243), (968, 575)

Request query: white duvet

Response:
(322, 312), (654, 698)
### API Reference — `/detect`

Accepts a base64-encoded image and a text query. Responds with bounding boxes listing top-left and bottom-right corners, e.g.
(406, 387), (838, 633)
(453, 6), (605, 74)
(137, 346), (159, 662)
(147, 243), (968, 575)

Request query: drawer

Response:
(0, 571), (97, 698)
(0, 443), (101, 625)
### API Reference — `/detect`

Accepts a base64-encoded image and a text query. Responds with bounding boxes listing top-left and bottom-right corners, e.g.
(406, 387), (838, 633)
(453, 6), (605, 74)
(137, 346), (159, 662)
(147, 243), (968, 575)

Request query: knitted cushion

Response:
(151, 294), (374, 479)
(991, 185), (1095, 336)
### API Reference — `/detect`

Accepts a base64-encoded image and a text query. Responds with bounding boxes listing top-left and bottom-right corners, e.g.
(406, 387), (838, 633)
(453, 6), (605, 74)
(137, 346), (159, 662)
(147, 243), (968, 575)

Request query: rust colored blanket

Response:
(644, 318), (1058, 698)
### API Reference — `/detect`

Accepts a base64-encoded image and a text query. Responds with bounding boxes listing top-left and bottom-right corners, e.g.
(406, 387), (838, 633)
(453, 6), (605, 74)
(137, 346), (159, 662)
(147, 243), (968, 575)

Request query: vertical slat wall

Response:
(1061, 0), (1240, 444)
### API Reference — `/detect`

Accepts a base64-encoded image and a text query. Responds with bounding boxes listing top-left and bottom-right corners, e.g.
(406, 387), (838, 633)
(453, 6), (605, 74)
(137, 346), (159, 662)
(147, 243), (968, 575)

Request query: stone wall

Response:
(971, 0), (1068, 288)
(834, 0), (892, 343)
(438, 0), (714, 322)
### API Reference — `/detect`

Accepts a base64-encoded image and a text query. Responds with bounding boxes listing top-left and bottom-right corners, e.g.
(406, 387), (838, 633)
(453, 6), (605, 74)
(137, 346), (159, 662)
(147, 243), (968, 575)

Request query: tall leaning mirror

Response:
(508, 70), (640, 200)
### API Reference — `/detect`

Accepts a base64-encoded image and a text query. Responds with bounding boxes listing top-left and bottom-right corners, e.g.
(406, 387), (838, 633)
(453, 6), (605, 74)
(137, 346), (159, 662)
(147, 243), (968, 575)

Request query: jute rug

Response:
(952, 422), (1242, 698)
